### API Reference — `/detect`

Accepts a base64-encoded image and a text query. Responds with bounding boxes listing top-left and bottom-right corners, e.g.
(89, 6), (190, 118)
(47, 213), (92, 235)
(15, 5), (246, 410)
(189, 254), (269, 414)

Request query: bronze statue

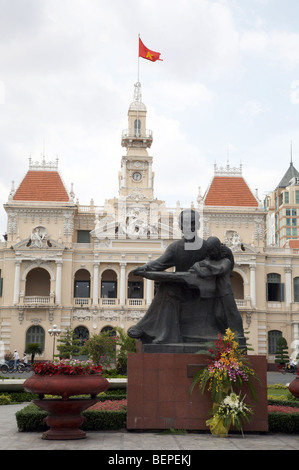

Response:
(128, 210), (246, 350)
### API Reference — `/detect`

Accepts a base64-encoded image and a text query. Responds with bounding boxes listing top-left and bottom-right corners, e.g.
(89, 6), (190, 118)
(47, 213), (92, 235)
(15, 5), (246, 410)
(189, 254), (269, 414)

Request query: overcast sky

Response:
(1, 0), (299, 235)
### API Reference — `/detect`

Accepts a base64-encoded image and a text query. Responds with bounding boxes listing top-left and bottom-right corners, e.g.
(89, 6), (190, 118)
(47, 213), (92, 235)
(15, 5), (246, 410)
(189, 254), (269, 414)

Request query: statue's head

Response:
(206, 236), (222, 260)
(179, 209), (200, 240)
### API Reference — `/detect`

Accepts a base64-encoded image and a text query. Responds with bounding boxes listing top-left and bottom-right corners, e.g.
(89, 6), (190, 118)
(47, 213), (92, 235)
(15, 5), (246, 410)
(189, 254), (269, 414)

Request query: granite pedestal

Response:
(127, 349), (268, 432)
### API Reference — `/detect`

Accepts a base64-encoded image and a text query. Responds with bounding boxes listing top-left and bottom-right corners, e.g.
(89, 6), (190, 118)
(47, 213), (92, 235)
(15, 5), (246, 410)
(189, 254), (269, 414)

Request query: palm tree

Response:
(25, 343), (43, 363)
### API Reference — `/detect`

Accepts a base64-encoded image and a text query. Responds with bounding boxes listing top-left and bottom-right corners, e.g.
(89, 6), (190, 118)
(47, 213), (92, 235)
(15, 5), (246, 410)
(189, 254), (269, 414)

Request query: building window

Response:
(0, 269), (3, 297)
(128, 281), (144, 298)
(285, 192), (289, 203)
(293, 209), (297, 216)
(230, 271), (244, 299)
(294, 277), (299, 302)
(101, 270), (117, 298)
(77, 230), (90, 243)
(286, 209), (291, 216)
(26, 325), (45, 352)
(74, 326), (89, 348)
(74, 269), (90, 298)
(128, 272), (144, 299)
(101, 281), (117, 298)
(293, 228), (298, 236)
(296, 191), (299, 204)
(134, 119), (141, 137)
(266, 273), (284, 301)
(268, 330), (282, 355)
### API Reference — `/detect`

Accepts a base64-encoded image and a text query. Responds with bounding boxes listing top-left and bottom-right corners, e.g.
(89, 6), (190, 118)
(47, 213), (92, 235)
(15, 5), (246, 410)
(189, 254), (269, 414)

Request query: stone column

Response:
(250, 264), (256, 309)
(93, 262), (100, 306)
(120, 262), (126, 307)
(55, 261), (62, 305)
(148, 160), (152, 188)
(285, 267), (292, 308)
(13, 260), (21, 305)
(122, 158), (127, 187)
(292, 323), (299, 361)
(146, 278), (152, 306)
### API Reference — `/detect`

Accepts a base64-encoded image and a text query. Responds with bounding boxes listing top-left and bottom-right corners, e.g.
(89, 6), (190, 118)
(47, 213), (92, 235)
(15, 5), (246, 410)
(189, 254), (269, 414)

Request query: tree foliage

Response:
(55, 328), (81, 359)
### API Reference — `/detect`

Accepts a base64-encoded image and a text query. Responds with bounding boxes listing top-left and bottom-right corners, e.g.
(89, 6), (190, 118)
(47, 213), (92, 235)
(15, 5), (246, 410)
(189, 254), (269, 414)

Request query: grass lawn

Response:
(267, 384), (296, 401)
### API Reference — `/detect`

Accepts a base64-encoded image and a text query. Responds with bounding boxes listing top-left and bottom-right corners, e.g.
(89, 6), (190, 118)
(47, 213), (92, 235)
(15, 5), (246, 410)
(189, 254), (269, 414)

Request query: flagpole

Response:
(137, 33), (140, 83)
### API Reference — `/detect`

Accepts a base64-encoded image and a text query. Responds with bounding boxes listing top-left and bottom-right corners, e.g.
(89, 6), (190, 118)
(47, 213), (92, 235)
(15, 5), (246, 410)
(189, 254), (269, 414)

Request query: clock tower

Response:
(119, 82), (154, 201)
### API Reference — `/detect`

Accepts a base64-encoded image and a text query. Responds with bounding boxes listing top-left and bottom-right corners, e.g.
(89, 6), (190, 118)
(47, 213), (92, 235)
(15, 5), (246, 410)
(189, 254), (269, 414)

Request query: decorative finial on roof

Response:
(214, 162), (242, 176)
(134, 81), (142, 102)
(28, 155), (59, 171)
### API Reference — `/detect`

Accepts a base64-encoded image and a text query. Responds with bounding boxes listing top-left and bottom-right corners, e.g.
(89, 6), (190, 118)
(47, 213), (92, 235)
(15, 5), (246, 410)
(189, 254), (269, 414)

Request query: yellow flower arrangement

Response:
(190, 328), (260, 437)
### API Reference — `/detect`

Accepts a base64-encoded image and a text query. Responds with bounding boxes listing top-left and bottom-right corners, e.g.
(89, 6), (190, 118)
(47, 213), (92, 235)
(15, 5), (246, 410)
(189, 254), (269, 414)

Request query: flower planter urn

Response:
(24, 374), (109, 440)
(24, 373), (109, 400)
(289, 375), (299, 399)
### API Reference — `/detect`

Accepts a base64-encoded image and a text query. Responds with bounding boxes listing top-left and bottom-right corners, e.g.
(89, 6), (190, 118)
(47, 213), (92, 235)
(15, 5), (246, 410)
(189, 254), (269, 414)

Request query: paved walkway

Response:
(1, 403), (299, 451)
(1, 372), (298, 452)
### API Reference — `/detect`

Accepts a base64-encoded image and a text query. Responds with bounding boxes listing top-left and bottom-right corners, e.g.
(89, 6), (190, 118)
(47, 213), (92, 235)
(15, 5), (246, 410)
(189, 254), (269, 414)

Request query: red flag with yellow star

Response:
(139, 38), (162, 62)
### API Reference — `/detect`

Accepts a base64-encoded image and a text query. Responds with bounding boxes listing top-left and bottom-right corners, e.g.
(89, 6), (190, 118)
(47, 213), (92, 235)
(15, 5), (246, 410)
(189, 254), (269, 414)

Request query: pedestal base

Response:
(127, 353), (268, 432)
(33, 398), (97, 440)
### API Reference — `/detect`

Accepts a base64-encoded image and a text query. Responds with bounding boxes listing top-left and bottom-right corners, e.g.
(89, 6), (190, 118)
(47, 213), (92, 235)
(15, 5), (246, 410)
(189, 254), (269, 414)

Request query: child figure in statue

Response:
(189, 236), (246, 348)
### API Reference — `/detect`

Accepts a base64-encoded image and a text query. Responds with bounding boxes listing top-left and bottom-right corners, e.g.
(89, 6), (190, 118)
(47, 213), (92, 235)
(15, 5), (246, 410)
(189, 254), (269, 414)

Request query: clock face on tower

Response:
(132, 171), (142, 182)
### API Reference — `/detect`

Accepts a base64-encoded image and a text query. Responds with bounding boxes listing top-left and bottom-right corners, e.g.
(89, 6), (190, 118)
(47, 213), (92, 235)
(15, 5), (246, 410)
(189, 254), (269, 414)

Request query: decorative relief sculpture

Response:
(27, 226), (50, 248)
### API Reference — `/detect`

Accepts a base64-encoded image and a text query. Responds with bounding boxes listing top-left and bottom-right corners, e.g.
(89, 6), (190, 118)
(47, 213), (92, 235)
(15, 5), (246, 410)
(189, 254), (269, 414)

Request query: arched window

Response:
(26, 325), (45, 352)
(268, 330), (282, 355)
(25, 267), (50, 296)
(73, 326), (89, 360)
(294, 277), (299, 302)
(74, 269), (90, 298)
(134, 119), (141, 137)
(74, 326), (89, 348)
(266, 273), (284, 302)
(230, 271), (244, 299)
(101, 270), (117, 299)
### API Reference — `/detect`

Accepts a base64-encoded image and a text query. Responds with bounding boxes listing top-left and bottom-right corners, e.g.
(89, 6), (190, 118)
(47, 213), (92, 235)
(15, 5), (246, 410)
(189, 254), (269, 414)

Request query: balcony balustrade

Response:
(74, 297), (91, 307)
(127, 298), (145, 307)
(23, 295), (54, 306)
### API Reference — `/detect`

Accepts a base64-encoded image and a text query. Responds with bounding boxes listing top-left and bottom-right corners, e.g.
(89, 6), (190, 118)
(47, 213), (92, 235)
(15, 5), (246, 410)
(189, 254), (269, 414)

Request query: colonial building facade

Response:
(1, 82), (299, 365)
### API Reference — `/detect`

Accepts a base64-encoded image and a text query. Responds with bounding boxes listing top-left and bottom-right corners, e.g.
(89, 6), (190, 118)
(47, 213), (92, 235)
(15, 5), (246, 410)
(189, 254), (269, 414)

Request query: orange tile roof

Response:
(13, 171), (69, 202)
(204, 176), (258, 207)
(284, 240), (299, 249)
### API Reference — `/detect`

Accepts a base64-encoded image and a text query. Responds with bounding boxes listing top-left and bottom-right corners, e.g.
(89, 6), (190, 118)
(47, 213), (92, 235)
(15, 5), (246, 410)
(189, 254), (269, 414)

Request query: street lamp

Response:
(48, 324), (61, 360)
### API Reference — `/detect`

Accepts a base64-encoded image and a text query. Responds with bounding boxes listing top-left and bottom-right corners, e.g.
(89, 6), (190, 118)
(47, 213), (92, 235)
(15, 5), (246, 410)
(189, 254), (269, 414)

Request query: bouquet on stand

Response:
(190, 328), (259, 437)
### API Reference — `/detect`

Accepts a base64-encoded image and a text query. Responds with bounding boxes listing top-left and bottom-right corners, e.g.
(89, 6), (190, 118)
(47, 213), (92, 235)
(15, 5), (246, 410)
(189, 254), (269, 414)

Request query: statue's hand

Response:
(133, 265), (149, 276)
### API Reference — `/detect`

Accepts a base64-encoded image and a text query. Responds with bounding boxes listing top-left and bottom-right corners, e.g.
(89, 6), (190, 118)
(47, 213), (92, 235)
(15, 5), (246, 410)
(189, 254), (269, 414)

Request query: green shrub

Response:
(81, 410), (127, 430)
(15, 403), (127, 432)
(9, 391), (38, 403)
(15, 404), (48, 432)
(0, 394), (11, 405)
(268, 411), (299, 433)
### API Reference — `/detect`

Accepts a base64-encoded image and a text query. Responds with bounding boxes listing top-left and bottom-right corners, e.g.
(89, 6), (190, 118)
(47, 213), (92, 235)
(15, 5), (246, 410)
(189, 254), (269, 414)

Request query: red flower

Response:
(268, 405), (299, 414)
(32, 359), (103, 376)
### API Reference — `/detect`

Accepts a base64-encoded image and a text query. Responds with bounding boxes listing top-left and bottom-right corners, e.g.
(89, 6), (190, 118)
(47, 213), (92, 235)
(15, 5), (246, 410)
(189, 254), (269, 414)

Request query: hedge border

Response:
(15, 403), (127, 432)
(15, 402), (299, 434)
